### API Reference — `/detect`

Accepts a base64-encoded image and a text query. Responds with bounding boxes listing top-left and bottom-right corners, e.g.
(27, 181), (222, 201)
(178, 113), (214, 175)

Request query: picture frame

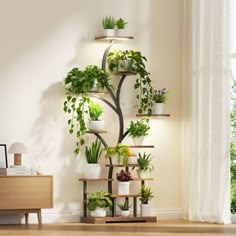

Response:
(0, 144), (8, 168)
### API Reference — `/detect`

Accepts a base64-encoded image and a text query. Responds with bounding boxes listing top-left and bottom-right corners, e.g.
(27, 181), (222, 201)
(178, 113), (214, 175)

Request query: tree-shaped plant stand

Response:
(79, 36), (157, 223)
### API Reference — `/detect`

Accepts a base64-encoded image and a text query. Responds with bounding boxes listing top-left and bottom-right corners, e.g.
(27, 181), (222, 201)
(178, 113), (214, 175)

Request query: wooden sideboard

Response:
(0, 175), (53, 225)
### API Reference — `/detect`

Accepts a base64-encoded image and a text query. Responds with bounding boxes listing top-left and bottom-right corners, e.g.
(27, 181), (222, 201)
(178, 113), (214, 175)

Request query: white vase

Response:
(104, 29), (116, 36)
(88, 120), (105, 132)
(128, 155), (137, 164)
(132, 136), (144, 146)
(84, 164), (101, 179)
(137, 169), (149, 178)
(120, 210), (130, 217)
(153, 103), (164, 114)
(140, 204), (151, 217)
(91, 207), (106, 217)
(116, 29), (126, 37)
(118, 181), (130, 195)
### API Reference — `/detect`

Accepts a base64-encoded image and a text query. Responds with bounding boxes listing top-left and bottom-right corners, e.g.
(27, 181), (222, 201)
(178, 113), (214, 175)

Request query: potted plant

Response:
(116, 169), (132, 195)
(87, 191), (113, 217)
(84, 139), (103, 179)
(127, 118), (150, 145)
(63, 65), (112, 155)
(107, 50), (153, 114)
(88, 100), (105, 132)
(102, 16), (116, 36)
(152, 88), (168, 114)
(137, 152), (154, 178)
(139, 185), (154, 217)
(105, 144), (130, 165)
(116, 18), (127, 36)
(128, 151), (138, 165)
(118, 199), (132, 217)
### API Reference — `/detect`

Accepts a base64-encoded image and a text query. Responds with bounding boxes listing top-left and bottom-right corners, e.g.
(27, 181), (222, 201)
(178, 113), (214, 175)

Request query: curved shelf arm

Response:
(121, 130), (130, 142)
(90, 94), (118, 114)
(102, 40), (115, 71)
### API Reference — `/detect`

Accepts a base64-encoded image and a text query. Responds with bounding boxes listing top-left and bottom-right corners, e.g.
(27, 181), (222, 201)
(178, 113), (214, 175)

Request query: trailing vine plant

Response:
(63, 65), (112, 155)
(107, 50), (154, 114)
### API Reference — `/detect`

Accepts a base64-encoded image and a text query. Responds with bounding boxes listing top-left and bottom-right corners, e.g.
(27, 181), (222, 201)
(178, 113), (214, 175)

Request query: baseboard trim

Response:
(0, 209), (184, 224)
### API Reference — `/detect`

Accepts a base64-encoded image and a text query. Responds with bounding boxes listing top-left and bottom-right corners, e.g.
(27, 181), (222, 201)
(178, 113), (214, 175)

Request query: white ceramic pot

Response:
(84, 164), (101, 179)
(91, 207), (106, 217)
(118, 60), (132, 72)
(140, 204), (151, 217)
(128, 155), (137, 164)
(116, 29), (126, 37)
(132, 136), (144, 146)
(137, 169), (149, 178)
(120, 210), (130, 217)
(153, 103), (164, 114)
(104, 29), (116, 36)
(88, 120), (105, 132)
(118, 181), (130, 195)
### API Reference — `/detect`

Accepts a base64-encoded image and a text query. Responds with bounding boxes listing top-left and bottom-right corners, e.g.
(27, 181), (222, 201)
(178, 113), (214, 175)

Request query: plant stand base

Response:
(80, 216), (157, 224)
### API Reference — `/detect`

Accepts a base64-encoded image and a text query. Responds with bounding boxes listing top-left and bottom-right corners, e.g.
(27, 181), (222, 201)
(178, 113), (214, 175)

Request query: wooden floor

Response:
(0, 220), (236, 236)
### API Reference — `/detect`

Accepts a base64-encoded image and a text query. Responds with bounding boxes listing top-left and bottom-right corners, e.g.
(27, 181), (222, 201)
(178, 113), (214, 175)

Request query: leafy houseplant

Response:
(118, 199), (132, 217)
(116, 169), (132, 182)
(63, 65), (111, 155)
(107, 50), (153, 114)
(153, 88), (168, 103)
(105, 144), (130, 165)
(137, 152), (154, 172)
(139, 185), (154, 204)
(128, 119), (150, 138)
(87, 191), (113, 217)
(89, 100), (103, 121)
(85, 139), (102, 164)
(116, 18), (127, 29)
(102, 16), (116, 29)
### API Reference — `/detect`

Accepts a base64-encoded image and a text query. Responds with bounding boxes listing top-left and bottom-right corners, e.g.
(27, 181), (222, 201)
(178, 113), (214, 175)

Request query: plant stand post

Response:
(83, 181), (87, 217)
(112, 198), (116, 217)
(133, 196), (137, 217)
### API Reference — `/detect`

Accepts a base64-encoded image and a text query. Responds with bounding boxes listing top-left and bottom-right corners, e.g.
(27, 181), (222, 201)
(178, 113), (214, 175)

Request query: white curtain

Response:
(182, 0), (232, 223)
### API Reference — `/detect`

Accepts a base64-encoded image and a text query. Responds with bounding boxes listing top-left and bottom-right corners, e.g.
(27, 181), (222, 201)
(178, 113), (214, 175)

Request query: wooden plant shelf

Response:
(136, 114), (170, 117)
(86, 131), (107, 134)
(129, 145), (154, 148)
(131, 178), (153, 181)
(115, 71), (137, 76)
(79, 178), (113, 181)
(110, 194), (140, 198)
(105, 164), (138, 167)
(95, 36), (134, 41)
(81, 216), (157, 224)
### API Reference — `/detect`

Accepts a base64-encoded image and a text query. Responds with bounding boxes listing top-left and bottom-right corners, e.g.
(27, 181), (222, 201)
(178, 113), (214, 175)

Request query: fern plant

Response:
(85, 139), (102, 164)
(139, 185), (154, 204)
(116, 18), (127, 29)
(102, 16), (116, 29)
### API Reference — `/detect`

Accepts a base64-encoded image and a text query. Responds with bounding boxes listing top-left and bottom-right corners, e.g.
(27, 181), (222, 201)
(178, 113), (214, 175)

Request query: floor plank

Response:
(0, 220), (235, 236)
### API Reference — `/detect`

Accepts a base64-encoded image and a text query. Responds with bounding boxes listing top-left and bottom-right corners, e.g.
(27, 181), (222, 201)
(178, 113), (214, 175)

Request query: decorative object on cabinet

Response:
(63, 65), (112, 155)
(137, 152), (154, 178)
(128, 119), (150, 145)
(84, 139), (103, 179)
(102, 16), (116, 36)
(115, 18), (128, 36)
(87, 191), (113, 217)
(88, 100), (105, 132)
(0, 175), (53, 225)
(0, 144), (8, 168)
(140, 185), (154, 217)
(152, 88), (168, 114)
(8, 142), (27, 166)
(118, 199), (132, 217)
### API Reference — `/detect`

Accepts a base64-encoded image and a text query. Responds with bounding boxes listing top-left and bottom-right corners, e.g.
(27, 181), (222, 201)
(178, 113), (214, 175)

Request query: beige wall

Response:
(0, 0), (183, 223)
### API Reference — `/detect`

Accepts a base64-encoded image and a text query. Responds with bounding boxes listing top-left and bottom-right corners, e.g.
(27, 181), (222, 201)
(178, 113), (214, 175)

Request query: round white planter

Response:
(88, 120), (105, 132)
(118, 181), (130, 195)
(84, 164), (101, 179)
(91, 207), (106, 217)
(132, 136), (144, 146)
(140, 204), (151, 217)
(128, 155), (137, 164)
(137, 169), (149, 178)
(153, 103), (164, 114)
(104, 29), (116, 36)
(120, 210), (130, 217)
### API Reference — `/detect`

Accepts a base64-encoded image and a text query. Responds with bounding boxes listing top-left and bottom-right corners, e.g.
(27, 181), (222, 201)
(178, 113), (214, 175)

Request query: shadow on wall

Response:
(30, 81), (84, 215)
